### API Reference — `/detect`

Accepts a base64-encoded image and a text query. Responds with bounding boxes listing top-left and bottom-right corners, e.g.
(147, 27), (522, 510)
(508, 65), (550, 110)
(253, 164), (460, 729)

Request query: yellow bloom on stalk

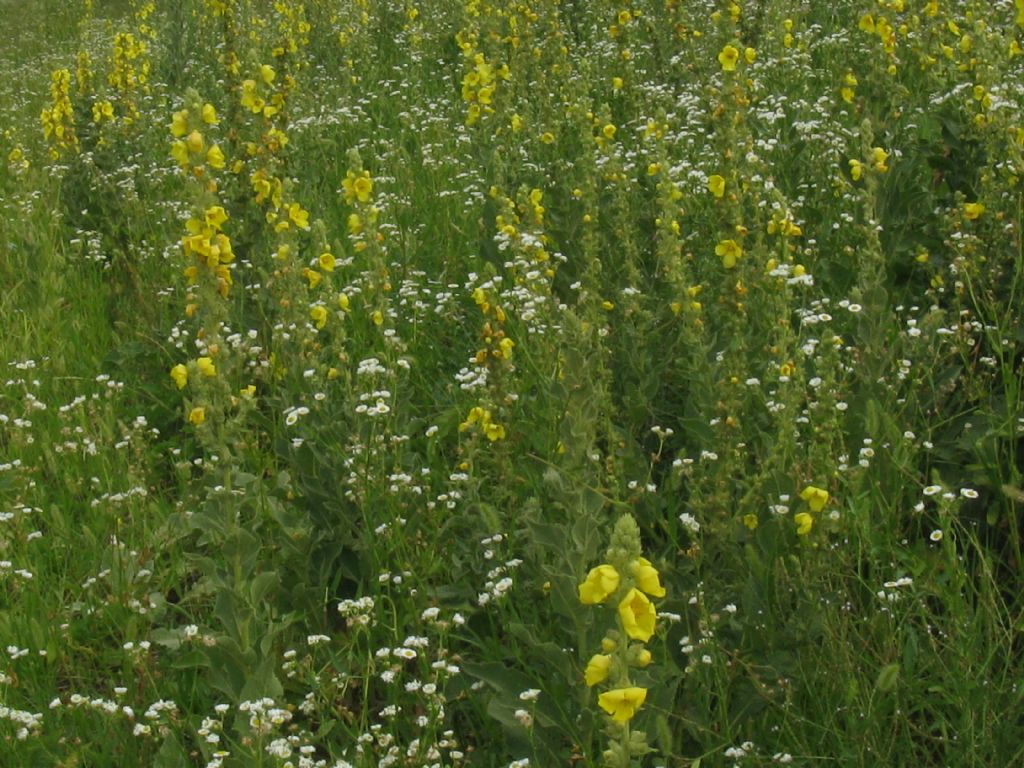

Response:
(794, 512), (813, 536)
(188, 406), (206, 426)
(92, 100), (114, 123)
(206, 144), (225, 170)
(170, 109), (189, 137)
(718, 44), (740, 71)
(707, 174), (726, 198)
(205, 205), (228, 230)
(342, 170), (373, 203)
(288, 202), (310, 229)
(186, 130), (204, 155)
(744, 47), (757, 64)
(584, 654), (612, 687)
(319, 252), (336, 272)
(800, 485), (829, 512)
(632, 557), (666, 598)
(618, 588), (656, 641)
(963, 202), (985, 220)
(171, 140), (189, 166)
(597, 687), (647, 723)
(196, 357), (216, 377)
(170, 364), (188, 389)
(201, 103), (218, 124)
(715, 238), (743, 269)
(871, 147), (889, 172)
(578, 564), (620, 604)
(849, 159), (864, 181)
(310, 305), (328, 329)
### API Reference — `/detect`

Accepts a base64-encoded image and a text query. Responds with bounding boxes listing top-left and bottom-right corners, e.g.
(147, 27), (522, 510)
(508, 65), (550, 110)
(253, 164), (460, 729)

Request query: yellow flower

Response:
(618, 587), (656, 641)
(715, 238), (743, 269)
(743, 513), (759, 530)
(597, 687), (647, 723)
(201, 103), (218, 125)
(196, 357), (216, 377)
(170, 140), (189, 167)
(871, 147), (889, 172)
(963, 202), (985, 220)
(188, 406), (206, 425)
(170, 364), (188, 389)
(483, 421), (505, 441)
(310, 305), (328, 329)
(186, 130), (204, 155)
(579, 564), (620, 604)
(744, 46), (757, 64)
(319, 252), (336, 272)
(289, 202), (310, 229)
(707, 174), (725, 198)
(794, 512), (813, 536)
(718, 44), (740, 72)
(602, 123), (616, 140)
(632, 557), (666, 598)
(584, 654), (612, 687)
(205, 206), (228, 231)
(343, 171), (374, 203)
(170, 109), (189, 137)
(849, 159), (864, 181)
(206, 144), (225, 169)
(800, 485), (829, 512)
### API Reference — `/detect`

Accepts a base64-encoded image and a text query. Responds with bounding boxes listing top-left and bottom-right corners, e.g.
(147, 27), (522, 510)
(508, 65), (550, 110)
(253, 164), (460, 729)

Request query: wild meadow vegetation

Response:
(1, 0), (1023, 765)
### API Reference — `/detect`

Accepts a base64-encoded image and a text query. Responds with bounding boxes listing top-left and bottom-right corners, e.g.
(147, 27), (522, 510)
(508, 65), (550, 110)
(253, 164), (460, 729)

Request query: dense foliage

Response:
(1, 0), (1023, 766)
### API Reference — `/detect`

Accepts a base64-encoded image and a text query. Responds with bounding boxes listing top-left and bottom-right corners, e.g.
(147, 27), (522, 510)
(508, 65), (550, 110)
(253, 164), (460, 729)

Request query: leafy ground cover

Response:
(1, 0), (1023, 766)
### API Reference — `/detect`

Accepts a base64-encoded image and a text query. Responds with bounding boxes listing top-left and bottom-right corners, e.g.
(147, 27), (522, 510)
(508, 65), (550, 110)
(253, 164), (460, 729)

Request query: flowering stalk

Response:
(579, 514), (664, 767)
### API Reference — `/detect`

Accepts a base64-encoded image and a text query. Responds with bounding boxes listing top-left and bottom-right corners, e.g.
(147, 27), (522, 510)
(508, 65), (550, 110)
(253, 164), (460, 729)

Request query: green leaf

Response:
(249, 570), (280, 606)
(876, 663), (900, 692)
(153, 732), (188, 768)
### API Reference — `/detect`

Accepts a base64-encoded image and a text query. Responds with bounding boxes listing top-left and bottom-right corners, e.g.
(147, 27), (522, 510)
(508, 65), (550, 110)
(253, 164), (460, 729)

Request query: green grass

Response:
(1, 0), (1023, 766)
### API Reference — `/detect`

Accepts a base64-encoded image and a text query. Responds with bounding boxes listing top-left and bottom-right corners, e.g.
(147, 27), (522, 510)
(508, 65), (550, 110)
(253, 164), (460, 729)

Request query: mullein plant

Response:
(579, 514), (665, 767)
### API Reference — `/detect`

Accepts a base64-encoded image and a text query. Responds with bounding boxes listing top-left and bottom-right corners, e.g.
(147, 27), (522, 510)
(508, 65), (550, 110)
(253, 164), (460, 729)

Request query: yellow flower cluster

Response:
(170, 103), (224, 172)
(241, 65), (286, 118)
(578, 521), (666, 726)
(456, 29), (509, 126)
(859, 14), (897, 56)
(795, 485), (831, 536)
(40, 69), (77, 157)
(458, 406), (505, 441)
(342, 169), (374, 204)
(109, 32), (149, 93)
(169, 357), (217, 390)
(181, 205), (235, 297)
